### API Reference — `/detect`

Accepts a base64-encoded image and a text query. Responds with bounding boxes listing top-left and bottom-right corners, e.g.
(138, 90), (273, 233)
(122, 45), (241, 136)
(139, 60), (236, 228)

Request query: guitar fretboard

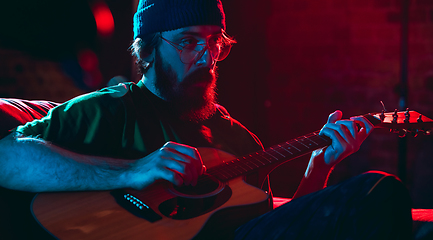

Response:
(207, 131), (332, 182)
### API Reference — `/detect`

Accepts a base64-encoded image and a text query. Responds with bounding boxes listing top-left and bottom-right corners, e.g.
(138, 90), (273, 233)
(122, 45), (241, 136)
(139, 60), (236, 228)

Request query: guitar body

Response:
(32, 111), (433, 239)
(32, 148), (270, 240)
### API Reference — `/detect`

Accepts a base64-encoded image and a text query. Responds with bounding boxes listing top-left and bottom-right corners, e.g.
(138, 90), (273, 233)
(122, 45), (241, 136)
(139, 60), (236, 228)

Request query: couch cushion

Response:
(0, 98), (59, 138)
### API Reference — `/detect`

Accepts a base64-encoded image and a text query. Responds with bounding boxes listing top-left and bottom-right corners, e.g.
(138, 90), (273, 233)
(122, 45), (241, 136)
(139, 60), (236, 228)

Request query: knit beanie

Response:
(133, 0), (226, 39)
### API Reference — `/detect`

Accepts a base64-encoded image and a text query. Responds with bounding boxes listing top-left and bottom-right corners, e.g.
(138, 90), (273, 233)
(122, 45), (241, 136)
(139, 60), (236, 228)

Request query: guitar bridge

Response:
(111, 189), (162, 222)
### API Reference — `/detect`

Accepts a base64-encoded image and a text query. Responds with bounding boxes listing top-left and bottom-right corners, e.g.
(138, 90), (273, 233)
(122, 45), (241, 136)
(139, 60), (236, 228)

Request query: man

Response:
(0, 0), (412, 239)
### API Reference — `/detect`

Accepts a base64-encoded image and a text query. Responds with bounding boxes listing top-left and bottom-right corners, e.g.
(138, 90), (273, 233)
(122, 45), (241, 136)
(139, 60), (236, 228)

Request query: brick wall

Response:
(1, 0), (432, 207)
(247, 0), (433, 206)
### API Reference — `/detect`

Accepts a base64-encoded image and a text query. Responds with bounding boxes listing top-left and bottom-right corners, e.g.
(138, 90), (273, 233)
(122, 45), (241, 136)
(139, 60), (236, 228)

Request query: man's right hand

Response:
(126, 141), (205, 190)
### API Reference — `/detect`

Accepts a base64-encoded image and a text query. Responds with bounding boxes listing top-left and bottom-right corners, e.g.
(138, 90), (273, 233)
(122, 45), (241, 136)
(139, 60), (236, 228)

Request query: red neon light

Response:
(91, 1), (114, 37)
(78, 49), (103, 88)
(78, 49), (99, 71)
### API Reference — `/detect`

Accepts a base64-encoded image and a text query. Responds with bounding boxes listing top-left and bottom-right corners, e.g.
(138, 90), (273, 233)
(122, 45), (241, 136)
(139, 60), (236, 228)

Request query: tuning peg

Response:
(390, 128), (399, 134)
(393, 109), (398, 124)
(407, 128), (418, 137)
(409, 128), (421, 137)
(412, 128), (431, 136)
(380, 110), (385, 122)
(417, 114), (423, 123)
(390, 128), (408, 138)
(404, 108), (410, 123)
(380, 101), (387, 112)
(398, 129), (407, 138)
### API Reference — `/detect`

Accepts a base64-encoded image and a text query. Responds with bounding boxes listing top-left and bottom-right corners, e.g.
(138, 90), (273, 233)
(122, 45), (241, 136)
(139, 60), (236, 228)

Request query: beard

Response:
(153, 48), (218, 122)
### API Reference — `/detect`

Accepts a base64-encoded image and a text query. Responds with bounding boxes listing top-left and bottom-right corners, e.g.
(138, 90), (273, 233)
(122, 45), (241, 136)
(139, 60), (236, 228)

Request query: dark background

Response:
(1, 0), (432, 208)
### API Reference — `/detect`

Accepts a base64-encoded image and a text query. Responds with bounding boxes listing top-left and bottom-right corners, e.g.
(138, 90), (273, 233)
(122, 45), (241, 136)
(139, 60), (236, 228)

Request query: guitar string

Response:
(188, 115), (433, 189)
(183, 132), (331, 191)
(206, 131), (331, 182)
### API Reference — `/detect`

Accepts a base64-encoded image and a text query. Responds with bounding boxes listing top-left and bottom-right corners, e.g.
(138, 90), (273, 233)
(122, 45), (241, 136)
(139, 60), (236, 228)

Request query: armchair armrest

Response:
(0, 98), (59, 138)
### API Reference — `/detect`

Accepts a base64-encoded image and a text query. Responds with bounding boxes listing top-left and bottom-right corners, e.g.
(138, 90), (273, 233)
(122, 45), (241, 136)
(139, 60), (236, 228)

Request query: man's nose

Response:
(195, 47), (214, 68)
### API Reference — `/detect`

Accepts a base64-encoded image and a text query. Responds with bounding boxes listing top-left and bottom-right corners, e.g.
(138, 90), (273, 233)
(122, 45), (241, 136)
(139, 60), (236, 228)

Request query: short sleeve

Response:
(16, 84), (132, 156)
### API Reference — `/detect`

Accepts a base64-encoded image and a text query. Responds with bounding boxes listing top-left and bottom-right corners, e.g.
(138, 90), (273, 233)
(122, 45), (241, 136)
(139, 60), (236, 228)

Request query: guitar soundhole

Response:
(159, 174), (232, 220)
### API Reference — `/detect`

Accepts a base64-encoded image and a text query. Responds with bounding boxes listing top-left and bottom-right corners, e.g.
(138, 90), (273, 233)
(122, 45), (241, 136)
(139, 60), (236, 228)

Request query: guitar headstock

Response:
(363, 109), (433, 137)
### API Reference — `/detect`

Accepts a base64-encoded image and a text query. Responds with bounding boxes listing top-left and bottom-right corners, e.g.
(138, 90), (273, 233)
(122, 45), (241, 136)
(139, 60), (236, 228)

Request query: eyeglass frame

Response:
(159, 35), (233, 64)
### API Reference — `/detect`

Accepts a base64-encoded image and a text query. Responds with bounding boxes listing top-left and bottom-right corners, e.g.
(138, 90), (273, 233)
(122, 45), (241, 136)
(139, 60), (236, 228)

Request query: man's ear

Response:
(140, 48), (155, 68)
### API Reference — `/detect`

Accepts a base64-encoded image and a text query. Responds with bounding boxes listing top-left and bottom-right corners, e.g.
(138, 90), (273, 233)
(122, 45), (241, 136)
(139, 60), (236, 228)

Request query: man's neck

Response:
(140, 74), (166, 101)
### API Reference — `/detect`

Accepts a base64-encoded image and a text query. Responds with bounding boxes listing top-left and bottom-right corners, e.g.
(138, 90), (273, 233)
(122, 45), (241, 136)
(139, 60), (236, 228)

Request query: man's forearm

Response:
(0, 132), (132, 192)
(292, 148), (333, 199)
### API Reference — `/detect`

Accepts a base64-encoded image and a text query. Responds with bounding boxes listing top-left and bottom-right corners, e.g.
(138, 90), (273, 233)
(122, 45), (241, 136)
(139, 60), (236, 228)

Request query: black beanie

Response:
(133, 0), (226, 39)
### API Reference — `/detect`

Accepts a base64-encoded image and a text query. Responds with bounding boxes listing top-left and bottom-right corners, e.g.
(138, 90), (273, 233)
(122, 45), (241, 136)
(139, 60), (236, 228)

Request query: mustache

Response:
(183, 68), (217, 86)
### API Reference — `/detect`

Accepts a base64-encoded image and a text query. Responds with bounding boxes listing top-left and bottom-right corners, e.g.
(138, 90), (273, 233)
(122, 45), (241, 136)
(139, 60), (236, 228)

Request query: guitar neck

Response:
(207, 130), (331, 182)
(206, 110), (433, 182)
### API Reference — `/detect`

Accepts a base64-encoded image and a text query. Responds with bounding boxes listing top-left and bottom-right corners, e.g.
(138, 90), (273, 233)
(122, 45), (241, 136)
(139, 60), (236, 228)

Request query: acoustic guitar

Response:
(32, 110), (433, 239)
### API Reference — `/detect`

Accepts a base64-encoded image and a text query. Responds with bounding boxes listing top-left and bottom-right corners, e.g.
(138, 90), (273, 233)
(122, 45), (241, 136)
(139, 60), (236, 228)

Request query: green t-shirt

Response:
(12, 81), (266, 238)
(17, 81), (263, 160)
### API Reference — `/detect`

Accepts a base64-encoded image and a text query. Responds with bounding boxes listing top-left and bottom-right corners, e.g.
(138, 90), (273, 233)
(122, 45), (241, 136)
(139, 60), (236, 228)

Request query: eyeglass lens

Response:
(180, 42), (232, 64)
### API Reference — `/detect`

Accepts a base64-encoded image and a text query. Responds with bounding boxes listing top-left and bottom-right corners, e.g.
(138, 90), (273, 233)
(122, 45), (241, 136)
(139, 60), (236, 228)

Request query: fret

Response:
(303, 136), (319, 146)
(311, 137), (327, 144)
(249, 153), (269, 163)
(233, 158), (250, 172)
(248, 162), (262, 169)
(240, 159), (260, 169)
(219, 163), (240, 176)
(255, 152), (276, 162)
(287, 142), (301, 152)
(306, 132), (324, 141)
(295, 138), (310, 148)
(282, 142), (294, 149)
(213, 173), (230, 181)
(279, 144), (294, 155)
(208, 160), (247, 181)
(225, 161), (250, 174)
(224, 164), (247, 176)
(208, 130), (336, 182)
(211, 170), (232, 180)
(221, 165), (239, 177)
(248, 155), (268, 165)
(263, 151), (280, 160)
(246, 158), (267, 167)
(273, 146), (290, 156)
(315, 133), (332, 144)
(251, 157), (267, 166)
(307, 131), (320, 137)
(300, 137), (318, 147)
(269, 147), (286, 158)
(215, 159), (255, 180)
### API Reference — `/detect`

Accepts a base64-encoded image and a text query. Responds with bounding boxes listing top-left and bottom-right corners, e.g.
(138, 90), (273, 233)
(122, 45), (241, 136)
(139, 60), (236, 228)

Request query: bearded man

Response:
(0, 0), (412, 239)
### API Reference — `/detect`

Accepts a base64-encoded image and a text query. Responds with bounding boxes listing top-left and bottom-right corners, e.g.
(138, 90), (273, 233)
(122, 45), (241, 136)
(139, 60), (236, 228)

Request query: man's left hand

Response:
(318, 110), (374, 167)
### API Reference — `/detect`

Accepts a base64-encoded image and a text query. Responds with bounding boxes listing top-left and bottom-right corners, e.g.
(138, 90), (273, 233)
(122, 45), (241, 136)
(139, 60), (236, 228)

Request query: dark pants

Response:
(234, 171), (413, 240)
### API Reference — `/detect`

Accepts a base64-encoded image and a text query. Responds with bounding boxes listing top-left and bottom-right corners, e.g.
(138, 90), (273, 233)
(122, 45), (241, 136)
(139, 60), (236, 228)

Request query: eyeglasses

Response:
(160, 36), (232, 64)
